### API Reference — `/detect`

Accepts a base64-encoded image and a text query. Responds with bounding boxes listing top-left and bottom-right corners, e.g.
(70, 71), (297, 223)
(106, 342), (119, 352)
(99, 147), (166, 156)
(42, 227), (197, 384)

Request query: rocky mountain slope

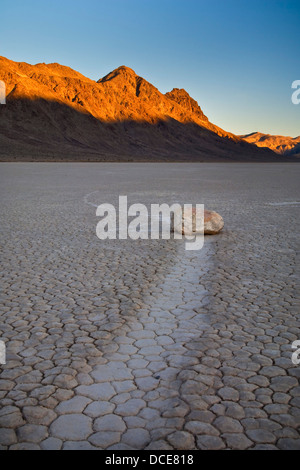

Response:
(240, 132), (300, 157)
(0, 56), (290, 161)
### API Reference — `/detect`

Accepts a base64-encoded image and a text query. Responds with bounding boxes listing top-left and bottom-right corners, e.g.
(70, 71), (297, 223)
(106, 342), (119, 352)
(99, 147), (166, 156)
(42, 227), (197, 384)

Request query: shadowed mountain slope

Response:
(0, 56), (292, 161)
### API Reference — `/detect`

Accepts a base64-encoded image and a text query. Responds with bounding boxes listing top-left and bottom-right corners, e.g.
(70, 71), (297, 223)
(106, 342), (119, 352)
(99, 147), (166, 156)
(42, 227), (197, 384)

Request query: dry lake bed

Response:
(0, 162), (299, 450)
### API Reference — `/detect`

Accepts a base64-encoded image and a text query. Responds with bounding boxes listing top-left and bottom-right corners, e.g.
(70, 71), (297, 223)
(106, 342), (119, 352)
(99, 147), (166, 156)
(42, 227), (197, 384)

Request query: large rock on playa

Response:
(172, 207), (224, 235)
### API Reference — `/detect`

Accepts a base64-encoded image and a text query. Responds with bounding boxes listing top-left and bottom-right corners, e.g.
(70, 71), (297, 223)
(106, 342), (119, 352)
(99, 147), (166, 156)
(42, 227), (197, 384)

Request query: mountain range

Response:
(0, 56), (298, 162)
(240, 132), (300, 158)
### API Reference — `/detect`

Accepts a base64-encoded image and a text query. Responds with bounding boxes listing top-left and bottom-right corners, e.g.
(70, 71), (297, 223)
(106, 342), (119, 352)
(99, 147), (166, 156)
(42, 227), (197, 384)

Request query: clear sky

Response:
(1, 0), (299, 136)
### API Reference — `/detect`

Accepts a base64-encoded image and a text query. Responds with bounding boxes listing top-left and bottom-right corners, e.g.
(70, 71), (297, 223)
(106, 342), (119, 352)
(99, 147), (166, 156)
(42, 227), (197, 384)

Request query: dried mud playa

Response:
(0, 163), (299, 450)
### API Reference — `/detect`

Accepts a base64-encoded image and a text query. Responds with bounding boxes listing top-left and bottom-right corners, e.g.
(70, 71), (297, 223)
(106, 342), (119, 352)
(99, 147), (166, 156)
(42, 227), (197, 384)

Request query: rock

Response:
(202, 209), (224, 234)
(172, 207), (224, 235)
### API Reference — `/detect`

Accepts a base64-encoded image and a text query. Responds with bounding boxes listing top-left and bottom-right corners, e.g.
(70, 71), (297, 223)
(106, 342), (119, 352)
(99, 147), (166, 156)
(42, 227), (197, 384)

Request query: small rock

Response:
(172, 207), (224, 235)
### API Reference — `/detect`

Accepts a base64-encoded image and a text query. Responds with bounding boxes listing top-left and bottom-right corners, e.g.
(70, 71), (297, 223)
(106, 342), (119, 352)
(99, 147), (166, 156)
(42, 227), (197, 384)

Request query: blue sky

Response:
(1, 0), (299, 136)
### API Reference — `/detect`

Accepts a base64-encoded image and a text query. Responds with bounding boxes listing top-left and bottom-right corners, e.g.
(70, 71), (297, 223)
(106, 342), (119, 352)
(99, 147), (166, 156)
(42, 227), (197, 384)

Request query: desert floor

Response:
(0, 162), (299, 450)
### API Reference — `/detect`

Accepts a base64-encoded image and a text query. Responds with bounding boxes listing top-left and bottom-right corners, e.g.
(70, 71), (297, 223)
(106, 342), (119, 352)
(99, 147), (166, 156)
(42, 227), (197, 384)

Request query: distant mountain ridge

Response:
(240, 132), (300, 157)
(0, 56), (294, 161)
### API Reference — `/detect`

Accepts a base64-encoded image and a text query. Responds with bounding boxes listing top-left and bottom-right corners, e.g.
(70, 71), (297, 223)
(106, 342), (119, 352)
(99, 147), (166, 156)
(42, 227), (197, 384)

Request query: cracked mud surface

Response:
(0, 163), (299, 450)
